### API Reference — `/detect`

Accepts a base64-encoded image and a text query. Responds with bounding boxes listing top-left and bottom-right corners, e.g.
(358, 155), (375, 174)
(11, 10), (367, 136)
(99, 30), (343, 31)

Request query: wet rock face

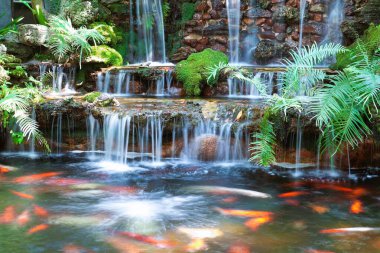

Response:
(1, 33), (35, 60)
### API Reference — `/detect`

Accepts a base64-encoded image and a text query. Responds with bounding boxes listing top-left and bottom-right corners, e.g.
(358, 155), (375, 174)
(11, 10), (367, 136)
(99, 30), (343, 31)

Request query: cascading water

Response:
(226, 0), (241, 64)
(129, 0), (167, 64)
(298, 0), (307, 49)
(97, 71), (132, 95)
(228, 72), (276, 98)
(322, 0), (344, 44)
(87, 113), (251, 165)
(39, 64), (76, 94)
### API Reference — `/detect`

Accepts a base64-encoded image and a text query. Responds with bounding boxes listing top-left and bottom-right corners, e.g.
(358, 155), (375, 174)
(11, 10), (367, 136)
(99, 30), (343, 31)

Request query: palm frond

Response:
(249, 112), (276, 166)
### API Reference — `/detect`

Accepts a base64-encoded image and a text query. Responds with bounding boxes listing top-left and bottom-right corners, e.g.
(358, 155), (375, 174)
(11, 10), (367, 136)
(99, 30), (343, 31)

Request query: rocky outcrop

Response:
(1, 33), (35, 60)
(18, 24), (49, 46)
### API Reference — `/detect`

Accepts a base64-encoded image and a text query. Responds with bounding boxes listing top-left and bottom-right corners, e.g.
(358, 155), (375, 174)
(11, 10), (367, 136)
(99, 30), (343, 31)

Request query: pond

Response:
(0, 153), (379, 253)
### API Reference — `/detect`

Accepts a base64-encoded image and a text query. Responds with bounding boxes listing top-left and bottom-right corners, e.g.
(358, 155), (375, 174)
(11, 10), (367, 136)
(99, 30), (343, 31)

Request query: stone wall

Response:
(171, 0), (377, 64)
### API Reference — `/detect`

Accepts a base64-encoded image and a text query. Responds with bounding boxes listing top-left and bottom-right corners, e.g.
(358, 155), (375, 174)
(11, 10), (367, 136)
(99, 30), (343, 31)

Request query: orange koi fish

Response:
(320, 227), (380, 234)
(244, 216), (273, 231)
(118, 231), (175, 248)
(309, 204), (330, 214)
(27, 224), (49, 235)
(314, 184), (353, 193)
(14, 172), (63, 184)
(186, 238), (207, 252)
(0, 167), (10, 174)
(215, 208), (273, 218)
(0, 206), (16, 224)
(33, 205), (49, 217)
(17, 210), (30, 226)
(278, 191), (308, 198)
(228, 243), (250, 253)
(10, 190), (35, 200)
(350, 200), (364, 214)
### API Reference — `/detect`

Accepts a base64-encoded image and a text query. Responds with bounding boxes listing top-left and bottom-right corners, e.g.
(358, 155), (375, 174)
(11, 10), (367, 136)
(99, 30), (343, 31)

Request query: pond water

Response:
(0, 153), (380, 253)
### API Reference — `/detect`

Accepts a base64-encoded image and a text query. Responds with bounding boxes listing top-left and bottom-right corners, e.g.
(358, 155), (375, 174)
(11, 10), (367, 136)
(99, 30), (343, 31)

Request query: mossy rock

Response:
(86, 45), (123, 66)
(175, 48), (228, 96)
(8, 66), (28, 79)
(334, 24), (380, 69)
(89, 22), (121, 46)
(84, 91), (101, 103)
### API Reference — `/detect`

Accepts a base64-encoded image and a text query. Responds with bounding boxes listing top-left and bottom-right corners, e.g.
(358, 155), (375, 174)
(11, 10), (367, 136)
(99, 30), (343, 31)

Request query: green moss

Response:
(88, 45), (123, 66)
(334, 24), (380, 69)
(34, 53), (54, 62)
(181, 2), (196, 24)
(8, 66), (28, 78)
(84, 91), (101, 103)
(89, 22), (121, 46)
(0, 54), (22, 65)
(176, 49), (228, 96)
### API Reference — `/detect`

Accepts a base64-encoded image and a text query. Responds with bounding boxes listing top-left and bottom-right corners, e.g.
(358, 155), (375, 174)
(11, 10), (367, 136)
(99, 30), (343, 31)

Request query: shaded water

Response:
(0, 154), (380, 252)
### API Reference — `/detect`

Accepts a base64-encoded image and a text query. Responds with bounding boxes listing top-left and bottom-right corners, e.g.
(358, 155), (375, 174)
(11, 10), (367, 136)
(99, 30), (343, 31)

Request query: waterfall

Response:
(226, 0), (241, 64)
(28, 107), (36, 156)
(298, 0), (307, 49)
(88, 113), (251, 164)
(323, 0), (344, 44)
(295, 116), (303, 176)
(97, 71), (132, 95)
(129, 0), (167, 64)
(228, 72), (276, 98)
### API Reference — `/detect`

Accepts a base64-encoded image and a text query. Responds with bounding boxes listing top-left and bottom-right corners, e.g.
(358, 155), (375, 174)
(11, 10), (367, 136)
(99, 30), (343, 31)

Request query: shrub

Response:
(89, 22), (121, 46)
(84, 91), (101, 103)
(86, 45), (123, 66)
(176, 49), (228, 96)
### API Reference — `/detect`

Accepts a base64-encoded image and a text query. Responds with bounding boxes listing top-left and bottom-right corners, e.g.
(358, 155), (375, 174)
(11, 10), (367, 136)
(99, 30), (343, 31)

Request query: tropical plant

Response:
(0, 17), (24, 40)
(19, 0), (48, 25)
(47, 16), (105, 68)
(0, 83), (50, 152)
(311, 40), (380, 155)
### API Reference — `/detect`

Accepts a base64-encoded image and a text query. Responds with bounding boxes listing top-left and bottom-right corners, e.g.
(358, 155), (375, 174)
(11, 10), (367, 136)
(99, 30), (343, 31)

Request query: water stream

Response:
(128, 0), (167, 64)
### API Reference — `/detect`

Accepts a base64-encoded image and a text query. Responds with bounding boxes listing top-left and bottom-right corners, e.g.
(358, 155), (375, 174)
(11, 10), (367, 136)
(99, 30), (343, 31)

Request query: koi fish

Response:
(186, 238), (207, 252)
(186, 186), (271, 198)
(27, 224), (49, 234)
(0, 206), (16, 224)
(350, 200), (364, 214)
(309, 204), (330, 214)
(178, 227), (223, 239)
(14, 172), (63, 184)
(320, 227), (380, 234)
(228, 243), (250, 253)
(0, 167), (10, 174)
(17, 210), (30, 226)
(34, 205), (49, 217)
(117, 231), (174, 248)
(244, 216), (273, 231)
(315, 184), (353, 193)
(10, 190), (34, 200)
(278, 191), (308, 198)
(215, 208), (273, 218)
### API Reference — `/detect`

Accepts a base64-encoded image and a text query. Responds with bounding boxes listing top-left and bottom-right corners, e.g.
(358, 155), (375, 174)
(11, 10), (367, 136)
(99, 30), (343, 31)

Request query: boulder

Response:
(0, 44), (6, 54)
(254, 39), (290, 65)
(18, 24), (49, 46)
(62, 1), (100, 27)
(194, 134), (219, 161)
(1, 33), (35, 60)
